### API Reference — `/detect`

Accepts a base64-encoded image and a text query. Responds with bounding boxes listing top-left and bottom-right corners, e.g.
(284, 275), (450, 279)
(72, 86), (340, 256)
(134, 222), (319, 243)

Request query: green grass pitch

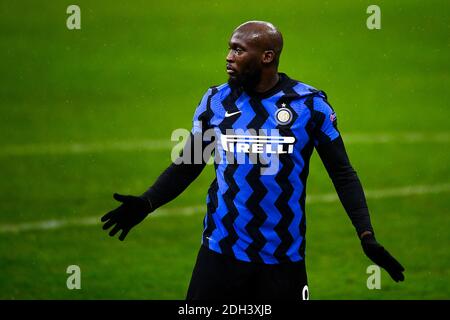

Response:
(0, 0), (449, 299)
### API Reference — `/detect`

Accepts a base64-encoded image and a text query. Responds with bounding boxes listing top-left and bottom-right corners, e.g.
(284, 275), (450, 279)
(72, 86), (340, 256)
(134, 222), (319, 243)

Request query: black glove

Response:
(101, 193), (153, 241)
(361, 233), (405, 282)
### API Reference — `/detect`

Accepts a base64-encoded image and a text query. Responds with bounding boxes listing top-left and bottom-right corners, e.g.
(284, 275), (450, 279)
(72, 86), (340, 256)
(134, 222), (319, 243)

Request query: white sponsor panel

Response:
(220, 134), (295, 154)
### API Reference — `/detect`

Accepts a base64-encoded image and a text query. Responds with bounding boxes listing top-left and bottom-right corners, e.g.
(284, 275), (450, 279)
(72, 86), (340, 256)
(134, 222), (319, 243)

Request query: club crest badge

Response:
(275, 107), (292, 125)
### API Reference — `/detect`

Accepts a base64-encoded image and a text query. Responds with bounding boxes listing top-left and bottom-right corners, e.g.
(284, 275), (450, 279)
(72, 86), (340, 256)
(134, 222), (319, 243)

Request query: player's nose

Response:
(226, 50), (235, 63)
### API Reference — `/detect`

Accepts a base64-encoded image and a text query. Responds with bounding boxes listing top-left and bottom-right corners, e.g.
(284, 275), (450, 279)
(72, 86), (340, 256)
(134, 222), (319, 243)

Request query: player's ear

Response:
(262, 50), (275, 64)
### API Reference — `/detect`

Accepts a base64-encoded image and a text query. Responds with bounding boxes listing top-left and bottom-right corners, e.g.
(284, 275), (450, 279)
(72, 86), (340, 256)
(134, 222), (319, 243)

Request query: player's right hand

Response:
(101, 193), (153, 241)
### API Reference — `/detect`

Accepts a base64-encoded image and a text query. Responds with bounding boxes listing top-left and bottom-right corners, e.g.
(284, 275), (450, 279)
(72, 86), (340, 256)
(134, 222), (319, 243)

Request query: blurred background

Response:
(0, 0), (448, 299)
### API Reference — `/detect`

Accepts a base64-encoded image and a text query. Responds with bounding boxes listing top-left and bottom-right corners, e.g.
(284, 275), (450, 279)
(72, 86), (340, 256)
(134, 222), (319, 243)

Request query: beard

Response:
(227, 67), (262, 91)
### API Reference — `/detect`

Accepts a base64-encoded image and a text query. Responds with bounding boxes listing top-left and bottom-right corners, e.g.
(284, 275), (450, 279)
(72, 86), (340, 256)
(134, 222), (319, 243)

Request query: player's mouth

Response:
(226, 64), (237, 75)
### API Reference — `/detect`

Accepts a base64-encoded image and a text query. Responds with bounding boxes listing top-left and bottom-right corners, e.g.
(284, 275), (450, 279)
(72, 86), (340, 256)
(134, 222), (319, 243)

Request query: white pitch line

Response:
(0, 140), (174, 156)
(1, 183), (449, 234)
(0, 132), (449, 156)
(343, 132), (450, 144)
(306, 183), (450, 203)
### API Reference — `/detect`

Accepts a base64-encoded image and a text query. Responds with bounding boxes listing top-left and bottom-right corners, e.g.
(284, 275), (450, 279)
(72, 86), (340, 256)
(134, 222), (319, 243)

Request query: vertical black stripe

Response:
(243, 98), (270, 262)
(296, 94), (323, 259)
(272, 83), (301, 262)
(216, 87), (243, 257)
(298, 140), (314, 259)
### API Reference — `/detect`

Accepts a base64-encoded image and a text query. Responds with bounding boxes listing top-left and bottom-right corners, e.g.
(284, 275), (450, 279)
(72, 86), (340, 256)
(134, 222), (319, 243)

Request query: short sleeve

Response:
(191, 88), (213, 135)
(312, 95), (340, 146)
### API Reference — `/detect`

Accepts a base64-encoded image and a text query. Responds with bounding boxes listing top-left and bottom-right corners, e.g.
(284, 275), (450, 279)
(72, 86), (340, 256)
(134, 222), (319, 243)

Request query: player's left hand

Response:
(101, 193), (152, 241)
(361, 233), (405, 282)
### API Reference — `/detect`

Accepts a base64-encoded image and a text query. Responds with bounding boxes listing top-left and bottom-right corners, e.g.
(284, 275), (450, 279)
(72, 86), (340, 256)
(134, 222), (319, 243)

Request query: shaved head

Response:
(232, 21), (283, 63)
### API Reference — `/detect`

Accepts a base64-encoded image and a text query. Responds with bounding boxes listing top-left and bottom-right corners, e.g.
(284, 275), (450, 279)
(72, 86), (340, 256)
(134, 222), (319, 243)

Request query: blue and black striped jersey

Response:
(192, 73), (340, 264)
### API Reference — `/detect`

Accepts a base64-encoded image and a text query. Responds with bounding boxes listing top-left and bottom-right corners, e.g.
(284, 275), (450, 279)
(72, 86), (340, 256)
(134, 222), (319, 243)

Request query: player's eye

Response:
(228, 47), (244, 55)
(234, 47), (244, 55)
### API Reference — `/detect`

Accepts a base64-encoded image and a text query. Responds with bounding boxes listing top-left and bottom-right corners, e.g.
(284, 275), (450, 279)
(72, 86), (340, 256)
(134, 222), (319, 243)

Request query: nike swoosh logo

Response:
(225, 110), (241, 117)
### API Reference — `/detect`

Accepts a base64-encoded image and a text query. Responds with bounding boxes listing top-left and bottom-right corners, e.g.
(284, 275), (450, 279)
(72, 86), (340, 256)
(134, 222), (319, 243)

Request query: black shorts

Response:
(186, 245), (309, 300)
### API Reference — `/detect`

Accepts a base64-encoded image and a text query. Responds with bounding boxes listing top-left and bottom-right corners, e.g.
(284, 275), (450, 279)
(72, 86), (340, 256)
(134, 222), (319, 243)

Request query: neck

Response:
(253, 70), (279, 93)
